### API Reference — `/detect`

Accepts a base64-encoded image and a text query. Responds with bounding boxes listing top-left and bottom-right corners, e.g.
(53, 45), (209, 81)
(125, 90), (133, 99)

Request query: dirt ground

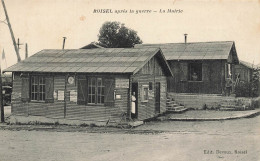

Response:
(0, 115), (259, 161)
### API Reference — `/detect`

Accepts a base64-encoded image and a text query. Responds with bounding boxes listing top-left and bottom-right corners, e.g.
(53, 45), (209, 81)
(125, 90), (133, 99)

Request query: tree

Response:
(251, 68), (260, 97)
(98, 21), (142, 48)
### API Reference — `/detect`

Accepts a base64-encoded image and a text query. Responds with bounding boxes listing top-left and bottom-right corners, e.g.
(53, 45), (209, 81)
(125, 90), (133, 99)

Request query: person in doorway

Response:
(191, 72), (198, 81)
(131, 92), (136, 119)
(225, 78), (233, 96)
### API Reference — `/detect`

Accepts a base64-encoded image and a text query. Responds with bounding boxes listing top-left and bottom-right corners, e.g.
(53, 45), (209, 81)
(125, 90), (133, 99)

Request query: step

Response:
(219, 107), (236, 111)
(166, 99), (174, 102)
(174, 106), (186, 110)
(166, 101), (176, 105)
(166, 107), (188, 113)
(221, 105), (238, 108)
(167, 104), (179, 108)
(166, 106), (185, 111)
(128, 121), (144, 127)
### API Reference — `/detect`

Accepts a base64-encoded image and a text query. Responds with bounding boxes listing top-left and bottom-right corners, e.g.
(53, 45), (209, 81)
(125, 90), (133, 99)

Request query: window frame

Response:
(188, 63), (203, 82)
(87, 77), (105, 105)
(149, 82), (153, 90)
(141, 85), (149, 102)
(30, 75), (46, 102)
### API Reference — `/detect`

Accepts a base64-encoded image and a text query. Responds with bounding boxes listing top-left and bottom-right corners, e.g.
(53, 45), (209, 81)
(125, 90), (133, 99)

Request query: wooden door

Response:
(155, 82), (160, 113)
(131, 83), (138, 119)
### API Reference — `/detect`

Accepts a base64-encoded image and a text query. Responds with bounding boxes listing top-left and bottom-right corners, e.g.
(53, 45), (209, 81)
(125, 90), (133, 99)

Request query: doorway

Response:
(131, 83), (138, 119)
(155, 82), (160, 113)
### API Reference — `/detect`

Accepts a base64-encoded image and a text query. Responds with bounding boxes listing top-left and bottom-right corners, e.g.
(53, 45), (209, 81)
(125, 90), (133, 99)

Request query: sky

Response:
(0, 0), (260, 69)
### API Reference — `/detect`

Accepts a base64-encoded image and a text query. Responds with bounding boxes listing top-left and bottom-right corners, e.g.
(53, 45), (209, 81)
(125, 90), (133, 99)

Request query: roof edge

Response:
(132, 48), (173, 77)
(135, 41), (235, 47)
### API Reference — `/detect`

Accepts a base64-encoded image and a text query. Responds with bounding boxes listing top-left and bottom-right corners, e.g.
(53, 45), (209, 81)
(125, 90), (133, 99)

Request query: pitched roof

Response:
(239, 60), (259, 69)
(4, 48), (173, 76)
(135, 41), (239, 62)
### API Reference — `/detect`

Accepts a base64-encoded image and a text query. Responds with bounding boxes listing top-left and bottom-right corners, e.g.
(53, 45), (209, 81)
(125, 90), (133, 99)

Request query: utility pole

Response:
(62, 37), (67, 50)
(17, 38), (23, 57)
(0, 66), (4, 122)
(1, 0), (21, 62)
(25, 43), (28, 59)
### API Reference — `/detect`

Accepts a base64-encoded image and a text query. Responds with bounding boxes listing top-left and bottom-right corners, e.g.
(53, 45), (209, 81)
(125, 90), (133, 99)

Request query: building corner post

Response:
(0, 68), (4, 122)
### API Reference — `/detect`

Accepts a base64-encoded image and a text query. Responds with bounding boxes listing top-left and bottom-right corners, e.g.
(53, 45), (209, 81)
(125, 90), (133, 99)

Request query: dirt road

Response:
(0, 115), (259, 161)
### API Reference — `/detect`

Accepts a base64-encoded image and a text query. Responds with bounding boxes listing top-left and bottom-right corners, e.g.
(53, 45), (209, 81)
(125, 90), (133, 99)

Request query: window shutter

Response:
(180, 62), (188, 81)
(104, 78), (115, 107)
(202, 63), (210, 81)
(45, 76), (54, 103)
(21, 75), (30, 102)
(77, 77), (87, 105)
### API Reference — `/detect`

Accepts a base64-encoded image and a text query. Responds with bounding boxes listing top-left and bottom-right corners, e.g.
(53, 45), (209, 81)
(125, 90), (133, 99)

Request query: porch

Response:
(167, 93), (255, 110)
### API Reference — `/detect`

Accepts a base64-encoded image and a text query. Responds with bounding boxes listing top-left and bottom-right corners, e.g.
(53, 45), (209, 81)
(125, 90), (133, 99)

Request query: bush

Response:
(252, 97), (260, 109)
(251, 69), (260, 97)
(235, 82), (251, 97)
(235, 68), (259, 97)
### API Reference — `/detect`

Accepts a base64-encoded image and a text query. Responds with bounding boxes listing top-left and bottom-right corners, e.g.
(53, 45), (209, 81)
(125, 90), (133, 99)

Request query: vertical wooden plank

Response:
(45, 76), (54, 103)
(64, 75), (67, 118)
(21, 74), (30, 102)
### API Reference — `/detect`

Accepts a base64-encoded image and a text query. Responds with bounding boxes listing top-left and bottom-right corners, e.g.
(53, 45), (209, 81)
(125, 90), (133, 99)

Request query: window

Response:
(97, 78), (105, 104)
(88, 77), (104, 104)
(226, 63), (232, 78)
(149, 82), (153, 90)
(31, 76), (45, 101)
(141, 85), (149, 102)
(78, 76), (114, 106)
(189, 63), (202, 81)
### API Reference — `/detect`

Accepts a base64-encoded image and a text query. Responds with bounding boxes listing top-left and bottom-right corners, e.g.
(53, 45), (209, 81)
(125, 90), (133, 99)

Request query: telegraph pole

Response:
(1, 0), (21, 62)
(62, 37), (67, 50)
(25, 43), (28, 59)
(0, 66), (4, 122)
(17, 38), (23, 57)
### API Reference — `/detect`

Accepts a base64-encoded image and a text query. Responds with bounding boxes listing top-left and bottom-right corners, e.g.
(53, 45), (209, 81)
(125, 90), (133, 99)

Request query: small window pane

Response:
(144, 88), (148, 100)
(92, 96), (95, 103)
(101, 96), (104, 104)
(31, 76), (46, 101)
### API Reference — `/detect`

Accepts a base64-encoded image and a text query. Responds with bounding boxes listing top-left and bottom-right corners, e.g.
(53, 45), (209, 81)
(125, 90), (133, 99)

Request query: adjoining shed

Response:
(135, 41), (239, 94)
(234, 60), (258, 83)
(4, 48), (172, 122)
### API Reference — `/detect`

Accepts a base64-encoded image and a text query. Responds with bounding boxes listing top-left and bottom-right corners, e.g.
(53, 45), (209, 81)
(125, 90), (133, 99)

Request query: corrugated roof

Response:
(4, 48), (173, 76)
(135, 41), (238, 61)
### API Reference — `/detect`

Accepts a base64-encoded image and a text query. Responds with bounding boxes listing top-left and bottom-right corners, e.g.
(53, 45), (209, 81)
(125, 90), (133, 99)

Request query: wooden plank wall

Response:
(131, 55), (168, 120)
(234, 64), (252, 83)
(167, 60), (226, 94)
(11, 73), (127, 122)
(168, 93), (223, 109)
(131, 75), (167, 120)
(11, 54), (168, 122)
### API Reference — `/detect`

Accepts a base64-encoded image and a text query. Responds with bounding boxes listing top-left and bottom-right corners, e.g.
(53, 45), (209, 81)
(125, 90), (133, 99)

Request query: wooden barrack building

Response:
(4, 48), (173, 122)
(135, 41), (239, 94)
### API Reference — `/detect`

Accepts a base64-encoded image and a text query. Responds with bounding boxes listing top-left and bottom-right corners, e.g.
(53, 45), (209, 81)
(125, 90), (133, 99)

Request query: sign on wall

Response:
(115, 79), (129, 88)
(57, 90), (64, 101)
(69, 90), (77, 102)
